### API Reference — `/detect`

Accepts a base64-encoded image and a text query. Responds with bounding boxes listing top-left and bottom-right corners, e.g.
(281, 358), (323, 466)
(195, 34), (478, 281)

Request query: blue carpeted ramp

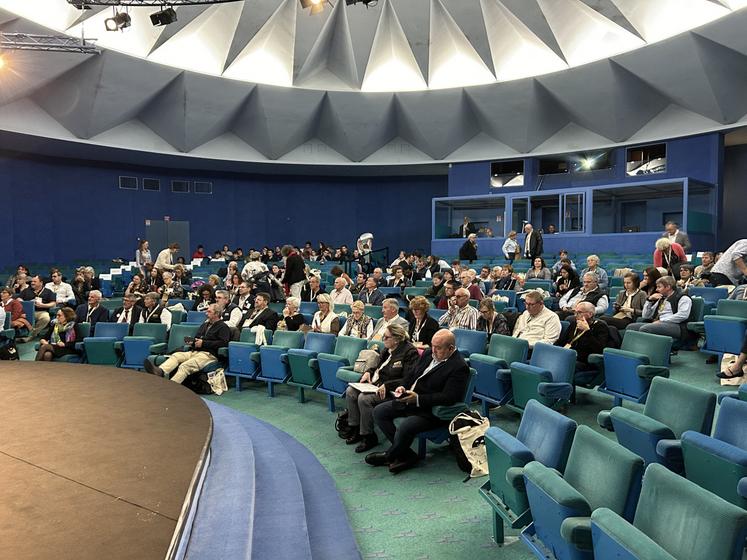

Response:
(184, 401), (361, 560)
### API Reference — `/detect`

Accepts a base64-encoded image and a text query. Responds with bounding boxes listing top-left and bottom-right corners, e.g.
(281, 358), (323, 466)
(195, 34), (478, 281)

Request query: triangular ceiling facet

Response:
(149, 2), (243, 75)
(223, 0), (286, 72)
(295, 0), (359, 90)
(362, 0), (426, 92)
(610, 0), (728, 43)
(533, 122), (613, 154)
(223, 0), (296, 86)
(428, 0), (495, 89)
(0, 0), (81, 32)
(627, 104), (724, 143)
(480, 0), (567, 81)
(446, 132), (519, 160)
(362, 135), (434, 163)
(146, 6), (210, 55)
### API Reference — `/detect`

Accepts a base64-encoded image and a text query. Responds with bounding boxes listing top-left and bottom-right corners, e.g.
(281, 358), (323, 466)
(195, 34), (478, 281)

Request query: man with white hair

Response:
(557, 272), (609, 319)
(459, 270), (483, 301)
(438, 287), (479, 330)
(580, 255), (609, 293)
(513, 290), (561, 349)
(555, 301), (610, 374)
(330, 276), (354, 305)
(370, 298), (409, 341)
(523, 223), (543, 260)
(74, 289), (110, 335)
(459, 233), (478, 263)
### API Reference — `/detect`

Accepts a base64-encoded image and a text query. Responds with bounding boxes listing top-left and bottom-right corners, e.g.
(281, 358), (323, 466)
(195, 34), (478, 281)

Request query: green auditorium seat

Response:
(148, 323), (201, 366)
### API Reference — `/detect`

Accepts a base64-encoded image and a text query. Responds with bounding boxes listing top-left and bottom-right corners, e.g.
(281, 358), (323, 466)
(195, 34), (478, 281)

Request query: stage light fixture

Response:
(104, 10), (131, 31)
(0, 54), (5, 70)
(150, 7), (177, 26)
(299, 0), (328, 15)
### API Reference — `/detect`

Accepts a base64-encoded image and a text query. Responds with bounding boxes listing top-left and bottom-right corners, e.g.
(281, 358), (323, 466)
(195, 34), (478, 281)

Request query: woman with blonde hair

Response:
(340, 300), (373, 338)
(312, 293), (340, 335)
(282, 297), (306, 332)
(502, 230), (520, 264)
(653, 237), (686, 277)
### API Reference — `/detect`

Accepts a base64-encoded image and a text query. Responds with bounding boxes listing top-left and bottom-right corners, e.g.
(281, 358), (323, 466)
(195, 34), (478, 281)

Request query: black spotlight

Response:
(104, 11), (131, 32)
(150, 7), (177, 27)
(346, 0), (378, 5)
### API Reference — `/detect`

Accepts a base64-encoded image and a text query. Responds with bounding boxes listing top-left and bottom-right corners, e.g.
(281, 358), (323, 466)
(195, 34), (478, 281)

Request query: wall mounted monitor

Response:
(626, 143), (666, 176)
(490, 159), (524, 188)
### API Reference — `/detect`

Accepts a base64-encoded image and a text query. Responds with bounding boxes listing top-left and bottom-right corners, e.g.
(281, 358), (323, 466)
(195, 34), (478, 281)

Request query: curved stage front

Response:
(0, 362), (360, 560)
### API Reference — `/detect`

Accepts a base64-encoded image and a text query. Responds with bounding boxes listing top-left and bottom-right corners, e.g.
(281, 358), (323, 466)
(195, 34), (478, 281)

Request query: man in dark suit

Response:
(300, 276), (325, 303)
(458, 234), (478, 263)
(555, 302), (609, 376)
(367, 330), (470, 474)
(358, 277), (385, 306)
(523, 223), (543, 260)
(75, 289), (110, 335)
(240, 292), (279, 331)
(663, 221), (691, 253)
(109, 294), (142, 335)
(458, 216), (477, 238)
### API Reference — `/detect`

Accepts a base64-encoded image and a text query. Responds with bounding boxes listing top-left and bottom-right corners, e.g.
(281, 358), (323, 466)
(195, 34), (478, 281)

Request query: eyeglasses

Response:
(382, 335), (393, 340)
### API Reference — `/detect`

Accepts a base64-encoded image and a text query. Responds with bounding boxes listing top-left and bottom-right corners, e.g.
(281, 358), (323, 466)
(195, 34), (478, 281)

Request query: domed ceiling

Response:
(0, 0), (747, 167)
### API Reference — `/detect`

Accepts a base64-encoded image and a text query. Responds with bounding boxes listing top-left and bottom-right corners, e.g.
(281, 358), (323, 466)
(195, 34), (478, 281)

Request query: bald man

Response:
(367, 330), (470, 474)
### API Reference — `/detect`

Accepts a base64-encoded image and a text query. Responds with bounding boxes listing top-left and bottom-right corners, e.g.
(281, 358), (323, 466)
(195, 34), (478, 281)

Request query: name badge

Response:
(392, 361), (402, 368)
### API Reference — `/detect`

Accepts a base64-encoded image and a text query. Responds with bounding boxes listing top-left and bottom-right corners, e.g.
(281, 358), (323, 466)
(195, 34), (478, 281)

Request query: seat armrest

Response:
(470, 354), (508, 369)
(250, 351), (260, 363)
(587, 353), (604, 368)
(597, 410), (614, 431)
(149, 342), (167, 354)
(497, 367), (512, 382)
(280, 353), (289, 364)
(604, 348), (650, 363)
(655, 439), (683, 473)
(432, 403), (468, 420)
(537, 382), (573, 401)
(336, 367), (362, 383)
(505, 466), (526, 491)
(718, 391), (739, 404)
(636, 365), (669, 380)
(218, 347), (228, 358)
(610, 407), (674, 439)
(738, 477), (747, 499)
(308, 358), (319, 370)
(560, 517), (593, 550)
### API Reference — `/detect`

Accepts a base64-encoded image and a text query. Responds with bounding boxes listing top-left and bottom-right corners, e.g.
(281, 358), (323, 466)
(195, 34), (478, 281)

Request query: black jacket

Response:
(407, 314), (440, 346)
(74, 304), (110, 335)
(555, 317), (609, 364)
(109, 306), (142, 335)
(241, 307), (279, 331)
(282, 253), (306, 286)
(401, 349), (470, 411)
(191, 319), (231, 358)
(459, 240), (478, 262)
(300, 285), (325, 302)
(523, 230), (544, 259)
(358, 288), (385, 306)
(369, 342), (421, 391)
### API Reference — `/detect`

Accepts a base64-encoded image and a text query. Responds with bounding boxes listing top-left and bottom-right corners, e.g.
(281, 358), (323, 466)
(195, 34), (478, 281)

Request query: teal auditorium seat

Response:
(148, 323), (201, 366)
(256, 330), (305, 397)
(185, 310), (206, 324)
(508, 343), (577, 413)
(316, 336), (369, 412)
(470, 334), (529, 415)
(480, 400), (577, 544)
(521, 426), (644, 560)
(591, 464), (747, 560)
(225, 329), (273, 391)
(120, 323), (168, 370)
(287, 332), (337, 403)
(598, 377), (715, 472)
(453, 328), (487, 358)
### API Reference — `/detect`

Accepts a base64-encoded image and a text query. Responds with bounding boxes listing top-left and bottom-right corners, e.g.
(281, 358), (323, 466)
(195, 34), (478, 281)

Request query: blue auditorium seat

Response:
(508, 343), (577, 413)
(256, 331), (305, 397)
(470, 334), (528, 415)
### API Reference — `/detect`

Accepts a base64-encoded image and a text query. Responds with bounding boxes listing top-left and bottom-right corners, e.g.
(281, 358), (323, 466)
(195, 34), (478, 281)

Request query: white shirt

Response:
(45, 281), (75, 303)
(241, 261), (268, 282)
(154, 248), (176, 271)
(330, 288), (354, 305)
(512, 306), (561, 348)
(642, 294), (692, 323)
(0, 305), (6, 329)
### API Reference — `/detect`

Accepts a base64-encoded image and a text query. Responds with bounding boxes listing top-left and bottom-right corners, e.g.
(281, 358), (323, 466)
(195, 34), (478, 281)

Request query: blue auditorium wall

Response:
(0, 152), (447, 269)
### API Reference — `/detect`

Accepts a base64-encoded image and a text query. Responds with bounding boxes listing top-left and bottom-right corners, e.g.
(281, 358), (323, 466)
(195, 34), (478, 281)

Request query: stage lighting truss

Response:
(0, 32), (99, 54)
(345, 0), (377, 6)
(69, 0), (242, 6)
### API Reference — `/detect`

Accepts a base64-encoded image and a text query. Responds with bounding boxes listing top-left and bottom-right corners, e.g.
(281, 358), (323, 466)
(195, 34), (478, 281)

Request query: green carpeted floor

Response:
(16, 341), (734, 560)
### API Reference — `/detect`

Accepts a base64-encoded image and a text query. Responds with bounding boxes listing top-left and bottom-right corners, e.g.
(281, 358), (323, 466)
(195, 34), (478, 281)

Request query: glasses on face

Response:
(526, 301), (542, 307)
(382, 334), (393, 340)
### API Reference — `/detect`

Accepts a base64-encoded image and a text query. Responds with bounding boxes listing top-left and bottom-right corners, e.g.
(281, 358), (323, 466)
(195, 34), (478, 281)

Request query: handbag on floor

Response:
(448, 410), (490, 478)
(0, 339), (19, 360)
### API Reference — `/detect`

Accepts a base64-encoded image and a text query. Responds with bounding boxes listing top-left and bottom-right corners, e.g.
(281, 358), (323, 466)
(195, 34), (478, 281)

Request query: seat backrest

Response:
(299, 302), (317, 315)
(186, 311), (207, 324)
(633, 463), (747, 560)
(132, 322), (168, 343)
(335, 304), (352, 316)
(494, 290), (517, 306)
(167, 324), (200, 353)
(717, 299), (747, 319)
(564, 426), (644, 516)
(713, 397), (747, 450)
(270, 330), (305, 349)
(644, 377), (716, 438)
(689, 287), (728, 304)
(688, 296), (705, 323)
(364, 305), (383, 319)
(333, 335), (368, 363)
(620, 330), (672, 367)
(487, 334), (528, 365)
(93, 322), (129, 341)
(463, 367), (478, 402)
(238, 328), (274, 344)
(530, 343), (577, 383)
(20, 300), (35, 325)
(518, 400), (577, 471)
(304, 332), (337, 353)
(453, 328), (487, 356)
(76, 322), (91, 339)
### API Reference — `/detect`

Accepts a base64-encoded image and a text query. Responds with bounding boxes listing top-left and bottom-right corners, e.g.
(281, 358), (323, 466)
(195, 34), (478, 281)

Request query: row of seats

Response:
(480, 388), (747, 560)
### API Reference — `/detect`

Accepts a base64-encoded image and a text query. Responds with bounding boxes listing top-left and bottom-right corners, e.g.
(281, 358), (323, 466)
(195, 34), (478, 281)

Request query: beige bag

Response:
(207, 367), (229, 395)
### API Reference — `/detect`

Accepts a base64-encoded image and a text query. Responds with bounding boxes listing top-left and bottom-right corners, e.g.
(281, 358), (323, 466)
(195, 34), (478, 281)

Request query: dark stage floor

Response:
(0, 362), (212, 560)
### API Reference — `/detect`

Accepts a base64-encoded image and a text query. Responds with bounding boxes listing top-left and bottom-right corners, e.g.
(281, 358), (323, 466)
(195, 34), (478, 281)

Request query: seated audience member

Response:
(144, 303), (230, 385)
(125, 273), (148, 302)
(241, 292), (279, 331)
(214, 290), (243, 335)
(350, 273), (367, 295)
(330, 266), (354, 288)
(491, 265), (519, 291)
(343, 324), (420, 453)
(82, 266), (101, 294)
(459, 234), (478, 262)
(407, 296), (439, 348)
(367, 330), (470, 473)
(206, 274), (222, 292)
(677, 264), (703, 291)
(358, 277), (385, 306)
(158, 271), (185, 304)
(45, 269), (75, 305)
(12, 271), (30, 295)
(281, 297), (306, 332)
(717, 332), (747, 379)
(21, 275), (57, 339)
(424, 272), (445, 299)
(640, 267), (662, 297)
(557, 273), (609, 319)
(581, 254), (609, 293)
(388, 266), (409, 289)
(147, 267), (164, 292)
(281, 245), (307, 299)
(232, 281), (254, 313)
(554, 264), (580, 300)
(223, 261), (239, 288)
(71, 269), (87, 305)
(301, 275), (325, 303)
(372, 268), (386, 287)
(109, 294), (141, 335)
(626, 276), (693, 339)
(478, 266), (491, 285)
(551, 250), (576, 275)
(241, 251), (269, 283)
(0, 287), (31, 332)
(602, 272), (646, 330)
(330, 277), (354, 305)
(438, 288), (480, 330)
(340, 300), (374, 339)
(513, 290), (562, 349)
(370, 299), (409, 341)
(525, 257), (552, 281)
(192, 245), (206, 259)
(489, 266), (502, 284)
(6, 264), (30, 290)
(138, 292), (172, 332)
(173, 264), (192, 285)
(436, 281), (458, 310)
(35, 307), (79, 362)
(154, 243), (180, 272)
(311, 294), (340, 335)
(193, 285), (215, 312)
(502, 231), (520, 263)
(556, 302), (609, 373)
(694, 251), (715, 282)
(709, 239), (747, 287)
(390, 251), (407, 268)
(653, 237), (686, 278)
(415, 256), (431, 280)
(441, 269), (455, 284)
(459, 270), (483, 301)
(226, 273), (242, 299)
(476, 298), (510, 337)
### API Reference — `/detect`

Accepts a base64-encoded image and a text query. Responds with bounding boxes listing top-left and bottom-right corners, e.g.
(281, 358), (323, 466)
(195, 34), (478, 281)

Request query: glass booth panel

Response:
(592, 183), (684, 234)
(563, 193), (584, 232)
(434, 197), (506, 239)
(512, 198), (528, 234)
(529, 195), (560, 234)
(687, 182), (716, 236)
